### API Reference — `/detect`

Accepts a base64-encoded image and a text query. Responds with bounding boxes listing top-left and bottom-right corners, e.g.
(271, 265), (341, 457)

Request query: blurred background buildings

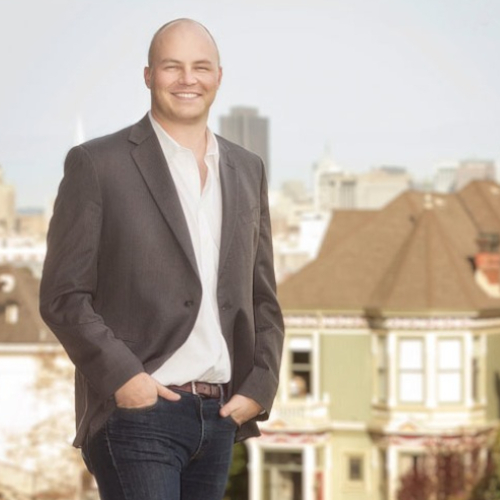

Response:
(220, 106), (271, 180)
(1, 127), (499, 498)
(1, 0), (500, 497)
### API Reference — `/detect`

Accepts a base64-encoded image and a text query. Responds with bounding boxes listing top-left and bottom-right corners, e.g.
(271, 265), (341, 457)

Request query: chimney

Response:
(474, 232), (500, 297)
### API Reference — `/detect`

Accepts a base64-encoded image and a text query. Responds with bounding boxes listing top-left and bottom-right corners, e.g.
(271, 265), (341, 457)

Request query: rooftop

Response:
(279, 180), (500, 316)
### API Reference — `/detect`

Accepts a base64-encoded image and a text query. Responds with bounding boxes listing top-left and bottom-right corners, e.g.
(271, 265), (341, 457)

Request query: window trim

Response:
(282, 332), (319, 401)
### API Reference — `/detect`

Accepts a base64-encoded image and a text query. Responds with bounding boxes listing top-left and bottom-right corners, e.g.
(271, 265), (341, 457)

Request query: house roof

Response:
(458, 180), (500, 233)
(317, 210), (376, 258)
(0, 265), (56, 344)
(278, 181), (500, 316)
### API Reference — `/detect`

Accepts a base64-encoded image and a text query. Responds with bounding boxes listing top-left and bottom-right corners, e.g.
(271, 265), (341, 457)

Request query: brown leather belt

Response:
(168, 381), (223, 399)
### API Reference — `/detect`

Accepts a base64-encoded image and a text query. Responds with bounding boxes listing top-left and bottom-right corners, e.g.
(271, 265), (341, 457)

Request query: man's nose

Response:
(179, 68), (197, 85)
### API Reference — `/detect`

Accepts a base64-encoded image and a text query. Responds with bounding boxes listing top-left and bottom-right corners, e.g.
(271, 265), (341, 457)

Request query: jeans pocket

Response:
(223, 414), (241, 429)
(115, 399), (160, 414)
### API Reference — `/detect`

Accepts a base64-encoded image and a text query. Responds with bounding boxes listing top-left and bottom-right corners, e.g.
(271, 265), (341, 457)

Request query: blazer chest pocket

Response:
(239, 207), (260, 225)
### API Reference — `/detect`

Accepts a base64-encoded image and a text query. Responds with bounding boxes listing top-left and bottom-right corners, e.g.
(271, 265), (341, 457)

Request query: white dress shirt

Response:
(149, 113), (231, 385)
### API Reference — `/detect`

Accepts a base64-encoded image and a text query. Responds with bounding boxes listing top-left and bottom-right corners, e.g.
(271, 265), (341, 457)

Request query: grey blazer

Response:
(39, 114), (284, 447)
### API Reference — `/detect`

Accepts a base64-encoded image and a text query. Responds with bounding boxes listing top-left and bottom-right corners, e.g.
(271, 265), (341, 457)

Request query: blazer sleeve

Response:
(39, 145), (144, 400)
(236, 163), (284, 415)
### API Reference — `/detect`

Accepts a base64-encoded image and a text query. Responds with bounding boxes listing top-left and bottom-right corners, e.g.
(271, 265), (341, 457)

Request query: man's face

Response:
(144, 22), (222, 128)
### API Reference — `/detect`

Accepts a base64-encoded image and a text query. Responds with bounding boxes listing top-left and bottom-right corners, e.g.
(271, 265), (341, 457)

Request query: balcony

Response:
(262, 396), (331, 431)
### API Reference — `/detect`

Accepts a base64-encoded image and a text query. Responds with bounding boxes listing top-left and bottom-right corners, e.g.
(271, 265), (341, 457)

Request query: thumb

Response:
(219, 398), (236, 418)
(155, 382), (181, 401)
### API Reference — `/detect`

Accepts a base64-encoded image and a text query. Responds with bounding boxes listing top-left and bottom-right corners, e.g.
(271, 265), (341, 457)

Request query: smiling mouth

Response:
(173, 93), (200, 99)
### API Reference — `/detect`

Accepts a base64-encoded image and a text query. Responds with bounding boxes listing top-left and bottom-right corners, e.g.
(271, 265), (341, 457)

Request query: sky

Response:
(0, 0), (499, 208)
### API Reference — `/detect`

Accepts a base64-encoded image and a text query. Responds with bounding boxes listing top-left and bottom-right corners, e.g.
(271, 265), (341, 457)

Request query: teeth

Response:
(176, 93), (197, 98)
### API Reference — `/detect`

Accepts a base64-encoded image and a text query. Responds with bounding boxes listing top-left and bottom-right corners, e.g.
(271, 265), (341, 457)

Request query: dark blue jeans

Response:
(82, 390), (238, 500)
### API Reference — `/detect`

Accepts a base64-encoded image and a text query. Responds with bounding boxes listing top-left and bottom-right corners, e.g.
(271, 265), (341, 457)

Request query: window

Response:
(348, 456), (364, 481)
(343, 453), (366, 490)
(437, 339), (462, 404)
(398, 339), (424, 404)
(289, 337), (312, 397)
(378, 334), (482, 408)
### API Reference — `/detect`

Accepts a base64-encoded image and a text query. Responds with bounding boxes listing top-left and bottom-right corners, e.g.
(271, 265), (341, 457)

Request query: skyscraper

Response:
(219, 106), (270, 179)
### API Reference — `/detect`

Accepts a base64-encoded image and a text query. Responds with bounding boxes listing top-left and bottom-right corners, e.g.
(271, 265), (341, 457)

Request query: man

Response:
(40, 19), (283, 500)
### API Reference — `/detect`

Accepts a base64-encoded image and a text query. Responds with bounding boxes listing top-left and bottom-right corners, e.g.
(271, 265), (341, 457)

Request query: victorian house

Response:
(247, 180), (500, 500)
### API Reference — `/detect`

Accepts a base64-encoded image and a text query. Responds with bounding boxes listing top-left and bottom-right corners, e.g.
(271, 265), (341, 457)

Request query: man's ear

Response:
(144, 66), (151, 89)
(217, 66), (223, 88)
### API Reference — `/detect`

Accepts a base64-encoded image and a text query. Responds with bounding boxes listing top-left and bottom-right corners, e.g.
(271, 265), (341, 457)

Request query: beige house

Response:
(248, 180), (500, 500)
(0, 265), (96, 499)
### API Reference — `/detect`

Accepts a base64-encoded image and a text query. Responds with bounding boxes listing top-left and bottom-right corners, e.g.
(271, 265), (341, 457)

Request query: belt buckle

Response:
(191, 381), (198, 395)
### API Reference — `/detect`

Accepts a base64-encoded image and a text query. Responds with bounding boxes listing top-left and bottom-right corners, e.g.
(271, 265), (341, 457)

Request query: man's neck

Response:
(151, 112), (209, 159)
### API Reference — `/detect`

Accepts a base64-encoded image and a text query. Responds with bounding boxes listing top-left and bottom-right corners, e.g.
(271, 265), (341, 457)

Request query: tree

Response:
(5, 351), (85, 499)
(397, 464), (434, 500)
(224, 443), (249, 500)
(396, 432), (492, 500)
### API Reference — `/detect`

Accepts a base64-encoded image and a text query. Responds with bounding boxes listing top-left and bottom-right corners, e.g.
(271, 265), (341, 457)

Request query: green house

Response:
(247, 180), (500, 500)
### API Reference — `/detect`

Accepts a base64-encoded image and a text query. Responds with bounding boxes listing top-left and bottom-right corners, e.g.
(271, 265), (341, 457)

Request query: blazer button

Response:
(221, 303), (232, 311)
(184, 300), (194, 308)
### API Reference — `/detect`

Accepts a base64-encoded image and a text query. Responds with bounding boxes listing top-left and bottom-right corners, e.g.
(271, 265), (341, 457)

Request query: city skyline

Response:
(1, 0), (499, 207)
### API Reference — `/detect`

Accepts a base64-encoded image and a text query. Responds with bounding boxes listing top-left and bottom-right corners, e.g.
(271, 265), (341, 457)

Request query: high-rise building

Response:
(219, 106), (270, 178)
(433, 162), (458, 193)
(313, 148), (356, 211)
(456, 159), (496, 190)
(313, 149), (412, 211)
(357, 165), (412, 209)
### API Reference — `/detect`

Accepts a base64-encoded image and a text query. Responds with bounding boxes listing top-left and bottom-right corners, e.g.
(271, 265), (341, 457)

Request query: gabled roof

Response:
(278, 181), (500, 316)
(0, 265), (56, 344)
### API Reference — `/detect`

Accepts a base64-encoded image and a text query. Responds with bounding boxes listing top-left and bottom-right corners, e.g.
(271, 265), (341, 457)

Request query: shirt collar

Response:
(148, 112), (220, 178)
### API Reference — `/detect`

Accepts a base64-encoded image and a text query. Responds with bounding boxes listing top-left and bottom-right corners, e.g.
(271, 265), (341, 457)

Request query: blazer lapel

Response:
(218, 140), (239, 273)
(129, 116), (199, 279)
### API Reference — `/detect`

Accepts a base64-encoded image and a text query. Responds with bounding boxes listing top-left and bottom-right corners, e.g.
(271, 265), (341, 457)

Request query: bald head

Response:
(144, 17), (223, 130)
(148, 19), (220, 67)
